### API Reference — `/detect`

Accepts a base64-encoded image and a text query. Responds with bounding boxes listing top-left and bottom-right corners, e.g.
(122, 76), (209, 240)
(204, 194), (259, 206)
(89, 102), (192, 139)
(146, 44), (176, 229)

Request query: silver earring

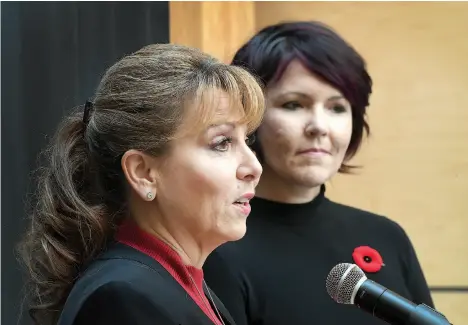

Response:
(146, 192), (154, 200)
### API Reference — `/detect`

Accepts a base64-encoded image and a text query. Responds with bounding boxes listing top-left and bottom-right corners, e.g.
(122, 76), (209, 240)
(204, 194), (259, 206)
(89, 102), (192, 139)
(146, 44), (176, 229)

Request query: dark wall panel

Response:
(1, 2), (170, 324)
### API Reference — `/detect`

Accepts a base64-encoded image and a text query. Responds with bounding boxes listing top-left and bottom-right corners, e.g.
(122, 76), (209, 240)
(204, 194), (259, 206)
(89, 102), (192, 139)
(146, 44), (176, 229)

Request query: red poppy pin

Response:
(352, 246), (384, 273)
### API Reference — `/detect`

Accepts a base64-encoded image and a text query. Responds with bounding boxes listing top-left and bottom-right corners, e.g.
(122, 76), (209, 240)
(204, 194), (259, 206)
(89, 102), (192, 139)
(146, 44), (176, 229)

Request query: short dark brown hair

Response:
(231, 21), (373, 173)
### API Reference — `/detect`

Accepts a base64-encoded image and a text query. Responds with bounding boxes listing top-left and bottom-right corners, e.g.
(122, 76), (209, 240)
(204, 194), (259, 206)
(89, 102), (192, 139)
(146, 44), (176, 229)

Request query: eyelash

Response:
(331, 105), (347, 113)
(281, 101), (347, 113)
(211, 136), (233, 152)
(282, 101), (302, 110)
(211, 135), (256, 152)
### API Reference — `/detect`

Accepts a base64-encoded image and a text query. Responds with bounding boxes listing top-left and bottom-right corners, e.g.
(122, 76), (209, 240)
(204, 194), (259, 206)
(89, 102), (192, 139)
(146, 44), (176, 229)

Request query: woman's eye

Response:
(211, 136), (233, 152)
(282, 101), (303, 110)
(331, 104), (347, 113)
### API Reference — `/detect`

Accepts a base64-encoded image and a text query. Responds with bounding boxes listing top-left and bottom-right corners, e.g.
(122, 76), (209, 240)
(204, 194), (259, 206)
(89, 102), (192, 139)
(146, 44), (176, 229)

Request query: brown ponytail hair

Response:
(18, 43), (265, 325)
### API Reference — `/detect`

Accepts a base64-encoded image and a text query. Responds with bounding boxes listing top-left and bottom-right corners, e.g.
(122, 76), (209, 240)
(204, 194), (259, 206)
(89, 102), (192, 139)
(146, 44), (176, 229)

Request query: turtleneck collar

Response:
(250, 185), (327, 224)
(116, 220), (203, 289)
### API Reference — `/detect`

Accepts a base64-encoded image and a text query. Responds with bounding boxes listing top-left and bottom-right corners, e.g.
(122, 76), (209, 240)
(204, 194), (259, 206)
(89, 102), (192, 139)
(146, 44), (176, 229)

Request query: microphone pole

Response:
(326, 263), (453, 325)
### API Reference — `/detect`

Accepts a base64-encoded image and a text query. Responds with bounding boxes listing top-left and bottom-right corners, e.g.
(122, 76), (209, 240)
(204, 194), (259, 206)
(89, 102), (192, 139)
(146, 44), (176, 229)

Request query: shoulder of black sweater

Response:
(231, 197), (413, 247)
(325, 199), (409, 234)
(330, 200), (434, 307)
(326, 199), (417, 254)
(205, 197), (433, 308)
(207, 197), (419, 283)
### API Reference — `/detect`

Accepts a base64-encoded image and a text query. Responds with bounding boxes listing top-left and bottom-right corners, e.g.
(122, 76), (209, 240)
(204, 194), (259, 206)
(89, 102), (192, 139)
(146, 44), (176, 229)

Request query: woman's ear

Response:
(121, 150), (159, 201)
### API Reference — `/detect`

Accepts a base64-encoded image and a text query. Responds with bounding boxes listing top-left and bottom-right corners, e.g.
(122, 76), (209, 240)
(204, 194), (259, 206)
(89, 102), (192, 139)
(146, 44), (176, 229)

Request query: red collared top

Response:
(115, 220), (223, 325)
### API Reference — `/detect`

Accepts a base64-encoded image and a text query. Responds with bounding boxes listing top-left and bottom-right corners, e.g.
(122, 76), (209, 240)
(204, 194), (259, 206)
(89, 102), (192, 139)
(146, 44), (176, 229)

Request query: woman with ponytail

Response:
(18, 43), (264, 325)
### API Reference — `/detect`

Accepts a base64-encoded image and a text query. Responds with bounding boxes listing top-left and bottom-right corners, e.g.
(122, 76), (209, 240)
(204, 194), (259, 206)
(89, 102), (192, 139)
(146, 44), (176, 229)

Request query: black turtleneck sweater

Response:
(203, 186), (434, 325)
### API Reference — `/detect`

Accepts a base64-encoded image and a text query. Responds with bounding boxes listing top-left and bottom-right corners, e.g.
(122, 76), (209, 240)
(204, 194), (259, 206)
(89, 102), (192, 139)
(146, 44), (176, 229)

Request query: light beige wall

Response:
(171, 2), (468, 323)
(170, 1), (255, 63)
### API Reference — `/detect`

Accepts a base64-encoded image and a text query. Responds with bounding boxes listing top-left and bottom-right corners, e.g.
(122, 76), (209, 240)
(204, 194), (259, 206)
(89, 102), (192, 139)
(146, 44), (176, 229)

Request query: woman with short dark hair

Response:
(203, 21), (433, 325)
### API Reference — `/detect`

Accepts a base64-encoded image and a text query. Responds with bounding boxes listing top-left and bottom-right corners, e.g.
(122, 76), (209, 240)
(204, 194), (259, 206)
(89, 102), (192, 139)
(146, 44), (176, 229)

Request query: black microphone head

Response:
(326, 263), (367, 304)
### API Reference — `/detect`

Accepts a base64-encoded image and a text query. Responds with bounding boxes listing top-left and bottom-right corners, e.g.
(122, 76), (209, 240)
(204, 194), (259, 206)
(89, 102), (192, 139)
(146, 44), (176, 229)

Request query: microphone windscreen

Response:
(326, 263), (366, 304)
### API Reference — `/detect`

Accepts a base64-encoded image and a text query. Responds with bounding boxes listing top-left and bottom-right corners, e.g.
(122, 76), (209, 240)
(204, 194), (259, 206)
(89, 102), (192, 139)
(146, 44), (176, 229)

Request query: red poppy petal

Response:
(363, 263), (382, 273)
(352, 246), (384, 273)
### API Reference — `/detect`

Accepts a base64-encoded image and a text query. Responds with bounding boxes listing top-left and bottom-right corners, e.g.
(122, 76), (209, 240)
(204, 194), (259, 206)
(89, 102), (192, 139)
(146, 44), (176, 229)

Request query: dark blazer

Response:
(57, 242), (236, 325)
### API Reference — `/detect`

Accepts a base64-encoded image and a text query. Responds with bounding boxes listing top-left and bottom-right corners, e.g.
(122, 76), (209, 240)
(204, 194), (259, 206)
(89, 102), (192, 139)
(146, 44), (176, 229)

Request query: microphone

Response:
(325, 263), (452, 325)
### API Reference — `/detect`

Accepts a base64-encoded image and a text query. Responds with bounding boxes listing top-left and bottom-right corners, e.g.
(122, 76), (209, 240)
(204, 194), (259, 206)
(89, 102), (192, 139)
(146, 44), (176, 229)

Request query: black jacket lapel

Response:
(204, 285), (237, 325)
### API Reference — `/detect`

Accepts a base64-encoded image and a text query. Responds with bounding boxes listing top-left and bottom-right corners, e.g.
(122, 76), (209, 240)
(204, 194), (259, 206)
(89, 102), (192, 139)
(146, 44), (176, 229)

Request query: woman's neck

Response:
(141, 221), (207, 268)
(255, 166), (322, 204)
(130, 202), (210, 269)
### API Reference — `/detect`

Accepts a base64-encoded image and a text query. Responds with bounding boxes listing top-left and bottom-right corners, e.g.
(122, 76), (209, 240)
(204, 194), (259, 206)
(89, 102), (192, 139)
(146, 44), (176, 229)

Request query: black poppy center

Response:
(364, 256), (372, 263)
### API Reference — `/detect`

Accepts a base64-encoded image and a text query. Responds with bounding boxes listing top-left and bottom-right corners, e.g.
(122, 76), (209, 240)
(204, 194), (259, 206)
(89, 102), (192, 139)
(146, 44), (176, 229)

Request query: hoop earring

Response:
(146, 192), (154, 200)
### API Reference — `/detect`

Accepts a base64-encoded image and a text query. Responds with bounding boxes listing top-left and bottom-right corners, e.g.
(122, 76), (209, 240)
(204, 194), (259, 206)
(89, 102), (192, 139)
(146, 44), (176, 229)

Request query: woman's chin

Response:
(292, 166), (337, 188)
(219, 221), (247, 243)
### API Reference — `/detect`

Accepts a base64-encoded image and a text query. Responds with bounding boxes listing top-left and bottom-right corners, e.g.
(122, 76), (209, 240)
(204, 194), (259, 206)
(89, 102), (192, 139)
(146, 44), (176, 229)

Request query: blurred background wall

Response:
(170, 2), (468, 323)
